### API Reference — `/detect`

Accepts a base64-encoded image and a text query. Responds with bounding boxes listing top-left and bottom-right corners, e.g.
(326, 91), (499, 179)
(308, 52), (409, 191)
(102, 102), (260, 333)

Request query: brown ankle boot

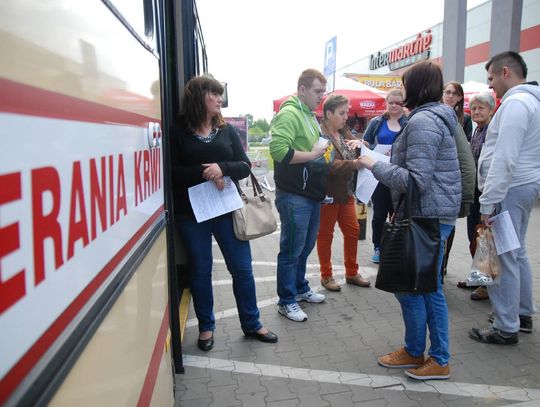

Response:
(346, 274), (370, 287)
(321, 277), (341, 291)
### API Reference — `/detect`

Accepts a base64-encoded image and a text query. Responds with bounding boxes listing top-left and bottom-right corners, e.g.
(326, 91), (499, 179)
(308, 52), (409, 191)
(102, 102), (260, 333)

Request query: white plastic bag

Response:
(466, 226), (501, 286)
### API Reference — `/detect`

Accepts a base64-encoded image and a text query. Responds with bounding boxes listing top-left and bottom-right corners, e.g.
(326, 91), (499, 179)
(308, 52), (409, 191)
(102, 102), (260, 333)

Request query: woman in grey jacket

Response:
(358, 62), (461, 381)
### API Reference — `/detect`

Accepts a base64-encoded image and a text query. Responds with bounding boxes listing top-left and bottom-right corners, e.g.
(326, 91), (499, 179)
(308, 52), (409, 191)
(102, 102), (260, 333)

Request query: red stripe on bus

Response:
(137, 305), (170, 407)
(0, 77), (157, 126)
(0, 206), (165, 405)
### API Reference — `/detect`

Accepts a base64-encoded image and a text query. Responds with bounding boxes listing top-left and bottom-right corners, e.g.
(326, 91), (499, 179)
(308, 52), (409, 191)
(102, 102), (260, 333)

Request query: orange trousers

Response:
(317, 196), (359, 279)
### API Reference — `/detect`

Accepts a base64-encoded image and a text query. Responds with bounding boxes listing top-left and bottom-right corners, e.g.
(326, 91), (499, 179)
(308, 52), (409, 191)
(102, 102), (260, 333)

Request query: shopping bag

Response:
(233, 171), (277, 241)
(466, 226), (501, 286)
(375, 178), (441, 294)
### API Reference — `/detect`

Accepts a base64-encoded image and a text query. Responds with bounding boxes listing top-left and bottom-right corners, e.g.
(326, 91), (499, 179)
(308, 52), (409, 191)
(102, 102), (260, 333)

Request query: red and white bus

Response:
(0, 0), (206, 405)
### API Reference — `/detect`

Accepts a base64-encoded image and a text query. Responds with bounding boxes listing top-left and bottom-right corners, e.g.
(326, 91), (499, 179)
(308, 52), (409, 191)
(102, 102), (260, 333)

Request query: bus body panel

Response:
(0, 0), (160, 119)
(48, 231), (173, 407)
(0, 0), (176, 405)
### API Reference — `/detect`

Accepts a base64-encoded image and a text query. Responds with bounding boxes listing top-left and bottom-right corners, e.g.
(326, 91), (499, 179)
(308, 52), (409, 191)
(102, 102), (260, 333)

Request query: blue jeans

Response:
(177, 214), (262, 333)
(275, 190), (321, 305)
(395, 223), (454, 366)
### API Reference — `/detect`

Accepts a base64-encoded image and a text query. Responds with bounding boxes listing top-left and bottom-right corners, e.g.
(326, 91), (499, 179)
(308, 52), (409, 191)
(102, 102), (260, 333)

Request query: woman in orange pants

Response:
(317, 94), (370, 291)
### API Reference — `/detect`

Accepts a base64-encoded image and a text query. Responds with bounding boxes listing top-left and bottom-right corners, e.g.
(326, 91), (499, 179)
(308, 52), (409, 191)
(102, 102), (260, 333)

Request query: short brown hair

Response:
(180, 75), (226, 131)
(486, 51), (527, 79)
(322, 94), (349, 120)
(297, 69), (327, 90)
(402, 61), (443, 109)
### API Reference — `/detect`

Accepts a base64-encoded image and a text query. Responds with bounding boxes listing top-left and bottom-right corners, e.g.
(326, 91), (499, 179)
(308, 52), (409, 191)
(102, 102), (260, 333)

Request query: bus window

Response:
(104, 0), (157, 50)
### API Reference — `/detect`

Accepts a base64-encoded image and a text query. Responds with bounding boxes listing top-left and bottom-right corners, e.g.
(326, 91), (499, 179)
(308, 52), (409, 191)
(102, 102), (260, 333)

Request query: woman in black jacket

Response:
(173, 75), (277, 351)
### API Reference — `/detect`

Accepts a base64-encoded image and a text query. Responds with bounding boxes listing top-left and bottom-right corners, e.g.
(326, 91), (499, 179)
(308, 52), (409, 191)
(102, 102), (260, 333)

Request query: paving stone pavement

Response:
(175, 181), (540, 407)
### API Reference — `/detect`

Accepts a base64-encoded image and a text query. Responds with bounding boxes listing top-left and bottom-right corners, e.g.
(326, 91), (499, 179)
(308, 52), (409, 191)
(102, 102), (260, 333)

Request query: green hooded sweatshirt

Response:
(269, 96), (327, 201)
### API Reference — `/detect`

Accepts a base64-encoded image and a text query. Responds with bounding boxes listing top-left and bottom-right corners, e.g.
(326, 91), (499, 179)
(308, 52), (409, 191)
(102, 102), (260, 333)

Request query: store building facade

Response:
(341, 0), (540, 90)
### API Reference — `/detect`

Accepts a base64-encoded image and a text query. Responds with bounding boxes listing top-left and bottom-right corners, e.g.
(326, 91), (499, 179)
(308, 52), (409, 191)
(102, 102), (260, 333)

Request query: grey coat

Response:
(372, 102), (461, 221)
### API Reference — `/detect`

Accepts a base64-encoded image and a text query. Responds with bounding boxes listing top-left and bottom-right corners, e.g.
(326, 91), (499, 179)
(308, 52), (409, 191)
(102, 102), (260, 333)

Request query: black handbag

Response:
(375, 177), (441, 294)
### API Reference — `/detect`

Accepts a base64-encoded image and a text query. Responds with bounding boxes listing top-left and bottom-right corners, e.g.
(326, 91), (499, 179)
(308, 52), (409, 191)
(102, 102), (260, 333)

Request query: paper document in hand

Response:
(490, 210), (520, 255)
(316, 136), (329, 149)
(188, 176), (244, 223)
(355, 145), (390, 204)
(373, 144), (392, 156)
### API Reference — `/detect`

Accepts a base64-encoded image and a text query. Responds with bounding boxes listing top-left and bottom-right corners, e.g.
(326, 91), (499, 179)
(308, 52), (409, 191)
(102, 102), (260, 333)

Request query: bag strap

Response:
(404, 176), (416, 218)
(394, 176), (417, 219)
(237, 161), (268, 202)
(249, 171), (267, 201)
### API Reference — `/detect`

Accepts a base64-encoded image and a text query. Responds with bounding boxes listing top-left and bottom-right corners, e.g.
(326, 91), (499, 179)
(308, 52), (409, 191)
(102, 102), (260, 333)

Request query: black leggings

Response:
(371, 183), (394, 248)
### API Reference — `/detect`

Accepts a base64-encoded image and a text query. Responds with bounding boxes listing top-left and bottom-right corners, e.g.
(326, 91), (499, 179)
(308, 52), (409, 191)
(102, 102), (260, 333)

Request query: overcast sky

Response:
(196, 0), (488, 122)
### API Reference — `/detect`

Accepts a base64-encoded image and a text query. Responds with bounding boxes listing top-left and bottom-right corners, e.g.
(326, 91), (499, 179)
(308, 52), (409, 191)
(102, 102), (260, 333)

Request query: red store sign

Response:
(370, 30), (433, 71)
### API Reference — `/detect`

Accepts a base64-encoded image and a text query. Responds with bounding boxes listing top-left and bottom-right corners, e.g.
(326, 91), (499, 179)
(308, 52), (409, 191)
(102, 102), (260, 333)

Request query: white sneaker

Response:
(296, 289), (325, 303)
(278, 303), (308, 322)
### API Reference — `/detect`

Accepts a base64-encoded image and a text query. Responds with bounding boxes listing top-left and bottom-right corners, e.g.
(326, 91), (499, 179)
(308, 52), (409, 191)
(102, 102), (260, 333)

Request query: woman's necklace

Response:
(194, 123), (218, 143)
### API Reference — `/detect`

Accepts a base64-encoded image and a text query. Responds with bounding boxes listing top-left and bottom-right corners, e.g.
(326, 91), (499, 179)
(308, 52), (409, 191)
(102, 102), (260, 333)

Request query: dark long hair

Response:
(444, 81), (465, 125)
(402, 61), (443, 110)
(180, 75), (226, 132)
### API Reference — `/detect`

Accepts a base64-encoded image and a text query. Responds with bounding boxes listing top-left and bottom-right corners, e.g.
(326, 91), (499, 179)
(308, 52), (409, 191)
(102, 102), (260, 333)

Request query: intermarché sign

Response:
(370, 31), (433, 71)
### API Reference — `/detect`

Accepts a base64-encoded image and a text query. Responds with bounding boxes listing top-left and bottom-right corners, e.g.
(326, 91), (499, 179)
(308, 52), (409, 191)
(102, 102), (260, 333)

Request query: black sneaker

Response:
(469, 326), (518, 345)
(487, 313), (533, 333)
(520, 316), (533, 333)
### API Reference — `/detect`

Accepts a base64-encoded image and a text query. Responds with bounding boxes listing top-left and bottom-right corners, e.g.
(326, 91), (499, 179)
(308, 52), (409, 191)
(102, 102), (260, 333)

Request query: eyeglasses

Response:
(443, 90), (459, 97)
(387, 101), (403, 106)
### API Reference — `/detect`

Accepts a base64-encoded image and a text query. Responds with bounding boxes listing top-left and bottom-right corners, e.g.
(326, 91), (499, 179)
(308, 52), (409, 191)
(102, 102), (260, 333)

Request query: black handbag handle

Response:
(394, 176), (418, 220)
(236, 162), (267, 202)
(248, 171), (267, 201)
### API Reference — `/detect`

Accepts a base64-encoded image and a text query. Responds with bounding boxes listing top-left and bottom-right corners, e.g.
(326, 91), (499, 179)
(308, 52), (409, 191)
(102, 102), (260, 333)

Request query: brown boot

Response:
(321, 277), (341, 291)
(471, 286), (489, 300)
(346, 274), (370, 287)
(378, 347), (424, 368)
(405, 357), (451, 380)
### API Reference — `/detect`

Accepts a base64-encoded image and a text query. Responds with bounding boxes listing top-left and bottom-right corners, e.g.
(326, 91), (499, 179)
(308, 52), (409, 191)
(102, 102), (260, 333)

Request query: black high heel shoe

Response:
(243, 329), (278, 343)
(197, 334), (214, 351)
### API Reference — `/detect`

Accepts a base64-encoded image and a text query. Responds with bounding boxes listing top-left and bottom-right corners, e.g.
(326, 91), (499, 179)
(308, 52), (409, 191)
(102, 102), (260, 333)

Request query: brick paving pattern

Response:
(175, 181), (540, 407)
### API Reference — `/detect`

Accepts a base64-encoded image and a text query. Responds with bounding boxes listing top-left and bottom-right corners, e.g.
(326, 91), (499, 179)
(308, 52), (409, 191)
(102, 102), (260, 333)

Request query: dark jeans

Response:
(177, 214), (262, 333)
(275, 190), (320, 305)
(444, 188), (482, 273)
(467, 188), (482, 256)
(371, 183), (394, 249)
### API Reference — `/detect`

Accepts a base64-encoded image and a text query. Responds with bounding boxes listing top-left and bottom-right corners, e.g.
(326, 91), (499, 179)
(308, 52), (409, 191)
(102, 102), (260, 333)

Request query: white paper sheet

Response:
(316, 136), (329, 149)
(373, 144), (392, 156)
(188, 176), (244, 223)
(355, 146), (391, 204)
(490, 210), (521, 255)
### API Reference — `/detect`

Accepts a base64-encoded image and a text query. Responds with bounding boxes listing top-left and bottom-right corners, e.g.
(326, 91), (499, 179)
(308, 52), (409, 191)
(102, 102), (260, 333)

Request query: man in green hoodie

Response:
(270, 69), (328, 322)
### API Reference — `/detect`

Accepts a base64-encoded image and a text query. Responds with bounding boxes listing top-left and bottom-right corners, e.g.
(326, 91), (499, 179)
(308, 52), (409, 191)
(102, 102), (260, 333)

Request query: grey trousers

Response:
(488, 183), (540, 333)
